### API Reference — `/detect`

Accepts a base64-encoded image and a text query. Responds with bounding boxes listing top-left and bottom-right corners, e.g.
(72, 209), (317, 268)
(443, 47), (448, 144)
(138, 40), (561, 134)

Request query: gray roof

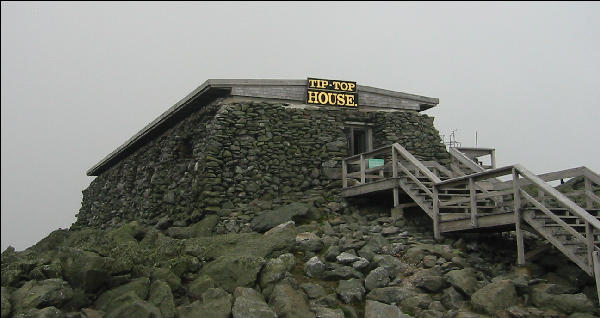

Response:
(87, 79), (439, 176)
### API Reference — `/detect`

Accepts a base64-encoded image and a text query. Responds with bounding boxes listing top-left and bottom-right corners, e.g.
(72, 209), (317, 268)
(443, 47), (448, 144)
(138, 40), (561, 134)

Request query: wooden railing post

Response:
(585, 176), (593, 209)
(342, 159), (347, 188)
(392, 146), (399, 207)
(433, 184), (440, 240)
(360, 154), (366, 184)
(593, 251), (600, 305)
(469, 177), (478, 227)
(513, 168), (525, 266)
(586, 222), (594, 272)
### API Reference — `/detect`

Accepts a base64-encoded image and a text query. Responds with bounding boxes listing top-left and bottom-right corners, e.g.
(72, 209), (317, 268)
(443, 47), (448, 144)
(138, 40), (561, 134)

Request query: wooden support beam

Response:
(342, 159), (347, 188)
(513, 168), (525, 266)
(433, 185), (440, 240)
(360, 154), (366, 184)
(469, 177), (478, 227)
(594, 251), (600, 305)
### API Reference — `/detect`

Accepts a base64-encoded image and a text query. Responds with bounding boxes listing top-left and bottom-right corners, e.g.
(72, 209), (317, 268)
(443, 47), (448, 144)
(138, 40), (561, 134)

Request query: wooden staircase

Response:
(341, 143), (600, 299)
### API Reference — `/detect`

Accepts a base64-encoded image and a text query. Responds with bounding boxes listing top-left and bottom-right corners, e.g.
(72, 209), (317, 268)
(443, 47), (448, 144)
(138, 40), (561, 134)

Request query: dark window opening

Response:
(178, 138), (193, 159)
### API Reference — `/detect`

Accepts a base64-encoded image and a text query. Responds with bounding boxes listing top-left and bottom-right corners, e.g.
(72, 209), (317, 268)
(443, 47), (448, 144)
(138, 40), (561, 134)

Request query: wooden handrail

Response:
(514, 164), (600, 229)
(392, 143), (442, 183)
(449, 147), (486, 173)
(436, 166), (514, 188)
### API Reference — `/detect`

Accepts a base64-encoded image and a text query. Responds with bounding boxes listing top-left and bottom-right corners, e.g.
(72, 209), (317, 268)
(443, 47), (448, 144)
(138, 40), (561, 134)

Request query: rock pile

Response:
(2, 202), (598, 317)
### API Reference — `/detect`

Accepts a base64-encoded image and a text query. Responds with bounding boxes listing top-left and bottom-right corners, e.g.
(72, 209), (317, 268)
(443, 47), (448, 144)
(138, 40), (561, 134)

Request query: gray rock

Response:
(300, 283), (327, 299)
(251, 203), (309, 233)
(11, 279), (74, 314)
(422, 255), (437, 268)
(336, 252), (360, 264)
(105, 293), (162, 318)
(336, 279), (365, 304)
(177, 288), (233, 318)
(94, 277), (150, 312)
(529, 283), (595, 314)
(268, 282), (315, 318)
(366, 287), (417, 305)
(232, 287), (277, 318)
(260, 253), (296, 291)
(322, 266), (364, 281)
(399, 294), (433, 316)
(1, 287), (10, 318)
(364, 300), (408, 318)
(200, 255), (266, 293)
(311, 306), (345, 318)
(441, 286), (464, 310)
(373, 255), (410, 277)
(471, 280), (518, 315)
(15, 306), (65, 318)
(148, 280), (175, 318)
(352, 257), (369, 270)
(444, 268), (481, 296)
(414, 275), (446, 293)
(365, 267), (390, 291)
(188, 275), (215, 300)
(58, 248), (115, 293)
(381, 226), (400, 236)
(324, 246), (341, 262)
(296, 232), (324, 252)
(304, 256), (326, 279)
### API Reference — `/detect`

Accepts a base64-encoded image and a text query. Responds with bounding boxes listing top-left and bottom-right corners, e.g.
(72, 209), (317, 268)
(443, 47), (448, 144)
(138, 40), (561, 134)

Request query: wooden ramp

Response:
(342, 143), (600, 301)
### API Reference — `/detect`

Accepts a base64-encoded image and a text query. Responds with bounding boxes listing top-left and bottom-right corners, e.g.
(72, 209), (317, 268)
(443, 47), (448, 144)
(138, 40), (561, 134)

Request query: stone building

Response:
(75, 79), (449, 229)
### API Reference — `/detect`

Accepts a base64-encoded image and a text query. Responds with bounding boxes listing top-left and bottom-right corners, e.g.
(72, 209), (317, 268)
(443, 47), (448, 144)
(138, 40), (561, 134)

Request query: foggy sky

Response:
(2, 2), (599, 251)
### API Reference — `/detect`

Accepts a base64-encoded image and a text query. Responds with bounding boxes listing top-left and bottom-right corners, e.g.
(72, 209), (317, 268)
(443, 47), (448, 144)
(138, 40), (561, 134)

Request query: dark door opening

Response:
(345, 126), (371, 155)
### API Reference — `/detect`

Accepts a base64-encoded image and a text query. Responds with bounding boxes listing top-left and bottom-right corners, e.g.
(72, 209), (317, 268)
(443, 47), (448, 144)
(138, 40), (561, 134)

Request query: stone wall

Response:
(74, 98), (448, 229)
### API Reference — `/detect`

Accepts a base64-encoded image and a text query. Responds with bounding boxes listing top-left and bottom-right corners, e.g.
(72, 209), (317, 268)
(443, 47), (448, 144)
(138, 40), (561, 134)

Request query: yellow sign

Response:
(306, 77), (358, 107)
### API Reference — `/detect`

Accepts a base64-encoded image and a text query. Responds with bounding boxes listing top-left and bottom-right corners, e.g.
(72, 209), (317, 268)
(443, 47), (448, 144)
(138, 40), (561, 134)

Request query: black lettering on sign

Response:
(306, 77), (358, 107)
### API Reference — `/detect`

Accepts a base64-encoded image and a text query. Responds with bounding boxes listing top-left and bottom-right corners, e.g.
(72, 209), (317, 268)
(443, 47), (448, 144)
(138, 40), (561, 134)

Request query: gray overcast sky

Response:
(2, 2), (599, 251)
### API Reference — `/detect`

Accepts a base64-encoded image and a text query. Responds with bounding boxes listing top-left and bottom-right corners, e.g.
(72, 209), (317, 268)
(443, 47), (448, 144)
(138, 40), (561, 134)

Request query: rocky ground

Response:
(2, 198), (599, 318)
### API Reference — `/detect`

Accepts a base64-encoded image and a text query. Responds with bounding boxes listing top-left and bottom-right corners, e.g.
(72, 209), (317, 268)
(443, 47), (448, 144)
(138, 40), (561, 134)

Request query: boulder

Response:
(296, 232), (324, 252)
(105, 293), (161, 318)
(322, 266), (364, 281)
(10, 279), (73, 314)
(336, 278), (365, 304)
(148, 280), (175, 318)
(441, 286), (465, 310)
(268, 282), (315, 318)
(1, 287), (10, 318)
(444, 268), (481, 296)
(310, 306), (344, 318)
(471, 280), (518, 315)
(365, 267), (390, 291)
(94, 277), (150, 312)
(251, 203), (309, 232)
(200, 255), (266, 293)
(324, 245), (341, 262)
(414, 275), (446, 293)
(529, 283), (595, 314)
(364, 300), (408, 318)
(304, 256), (326, 278)
(188, 275), (215, 300)
(166, 215), (218, 238)
(232, 287), (277, 318)
(259, 253), (296, 297)
(177, 288), (232, 318)
(373, 255), (409, 277)
(336, 252), (360, 265)
(300, 283), (327, 299)
(366, 287), (417, 305)
(58, 248), (116, 293)
(14, 306), (65, 318)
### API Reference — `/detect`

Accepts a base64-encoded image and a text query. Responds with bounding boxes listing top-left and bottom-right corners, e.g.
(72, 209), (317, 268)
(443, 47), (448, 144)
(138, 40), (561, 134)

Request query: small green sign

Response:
(368, 158), (384, 168)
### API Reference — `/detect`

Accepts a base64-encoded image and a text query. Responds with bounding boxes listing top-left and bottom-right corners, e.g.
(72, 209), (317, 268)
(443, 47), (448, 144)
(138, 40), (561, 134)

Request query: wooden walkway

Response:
(342, 143), (600, 300)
